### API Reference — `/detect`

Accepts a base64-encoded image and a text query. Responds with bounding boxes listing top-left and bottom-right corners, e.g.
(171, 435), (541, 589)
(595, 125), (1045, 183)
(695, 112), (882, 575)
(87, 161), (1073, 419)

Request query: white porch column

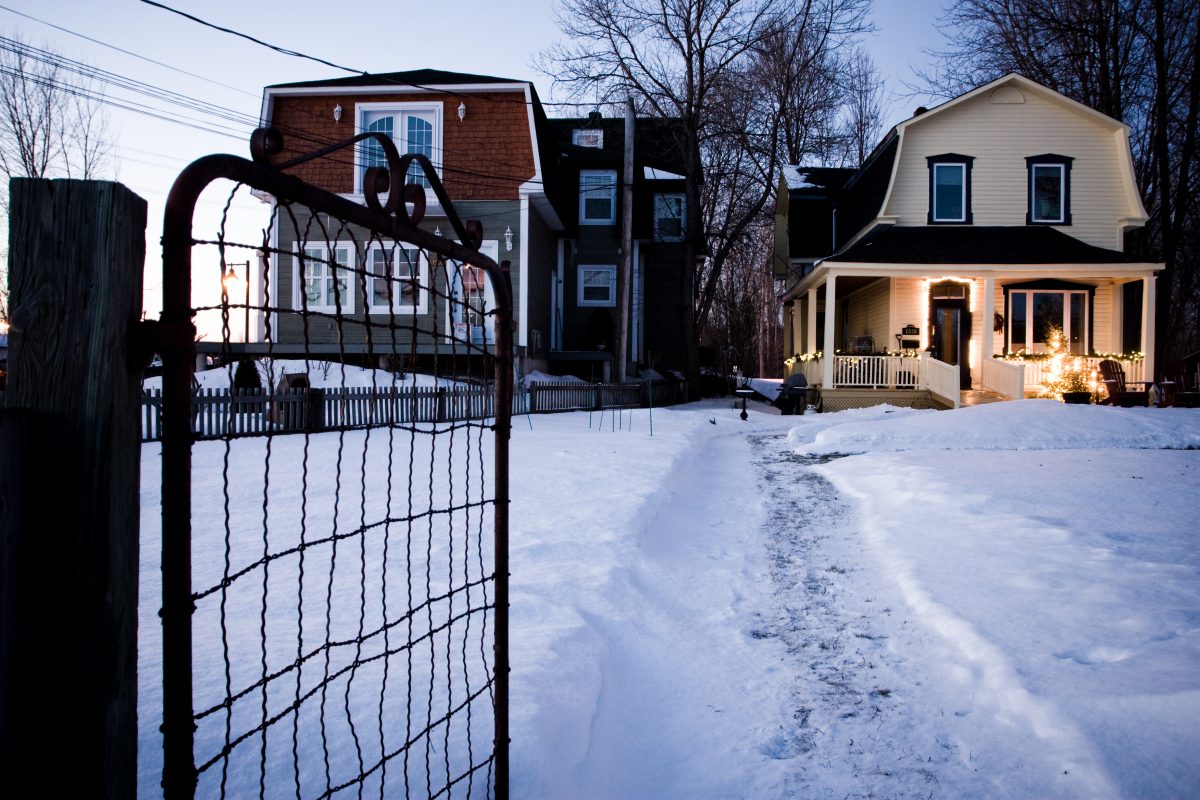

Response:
(806, 287), (818, 354)
(1142, 274), (1156, 378)
(822, 274), (836, 387)
(982, 276), (996, 360)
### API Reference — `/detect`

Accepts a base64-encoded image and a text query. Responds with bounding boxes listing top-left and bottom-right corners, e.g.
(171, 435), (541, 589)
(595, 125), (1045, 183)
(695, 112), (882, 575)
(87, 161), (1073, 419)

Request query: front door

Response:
(931, 301), (972, 389)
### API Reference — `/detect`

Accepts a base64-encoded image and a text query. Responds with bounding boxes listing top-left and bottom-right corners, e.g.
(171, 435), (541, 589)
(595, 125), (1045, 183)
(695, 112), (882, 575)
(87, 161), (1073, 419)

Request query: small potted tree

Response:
(1060, 368), (1092, 404)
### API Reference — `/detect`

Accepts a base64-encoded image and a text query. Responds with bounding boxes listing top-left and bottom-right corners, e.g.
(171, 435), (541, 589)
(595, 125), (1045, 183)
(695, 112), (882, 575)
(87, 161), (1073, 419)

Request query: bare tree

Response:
(541, 0), (869, 380)
(921, 0), (1200, 368)
(837, 46), (885, 167)
(0, 34), (112, 322)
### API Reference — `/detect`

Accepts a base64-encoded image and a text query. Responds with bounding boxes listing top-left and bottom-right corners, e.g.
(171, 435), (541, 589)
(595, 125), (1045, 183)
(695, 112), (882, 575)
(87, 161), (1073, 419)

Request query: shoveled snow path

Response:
(512, 420), (800, 798)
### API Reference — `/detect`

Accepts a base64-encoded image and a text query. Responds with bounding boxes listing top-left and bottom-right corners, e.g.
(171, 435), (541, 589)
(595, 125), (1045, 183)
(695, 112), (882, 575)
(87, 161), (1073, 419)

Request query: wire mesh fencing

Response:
(157, 135), (511, 799)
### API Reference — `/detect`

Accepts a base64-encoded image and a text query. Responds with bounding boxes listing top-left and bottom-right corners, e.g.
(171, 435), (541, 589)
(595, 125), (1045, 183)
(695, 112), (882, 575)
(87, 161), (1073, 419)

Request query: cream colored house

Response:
(775, 74), (1160, 410)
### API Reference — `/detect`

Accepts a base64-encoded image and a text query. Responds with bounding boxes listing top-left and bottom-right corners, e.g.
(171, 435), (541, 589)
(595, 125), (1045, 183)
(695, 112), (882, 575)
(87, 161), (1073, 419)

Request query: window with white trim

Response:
(296, 243), (354, 313)
(1007, 289), (1089, 354)
(654, 193), (685, 241)
(357, 103), (441, 192)
(578, 264), (616, 306)
(579, 169), (617, 225)
(367, 243), (426, 314)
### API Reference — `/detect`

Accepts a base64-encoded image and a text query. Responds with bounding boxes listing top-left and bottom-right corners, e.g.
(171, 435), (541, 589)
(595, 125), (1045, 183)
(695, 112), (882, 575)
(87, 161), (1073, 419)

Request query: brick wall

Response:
(269, 90), (536, 200)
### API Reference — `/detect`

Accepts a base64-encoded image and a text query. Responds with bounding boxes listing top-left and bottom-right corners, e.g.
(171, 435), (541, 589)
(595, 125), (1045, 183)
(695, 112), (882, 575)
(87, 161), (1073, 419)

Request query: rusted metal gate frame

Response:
(158, 128), (512, 799)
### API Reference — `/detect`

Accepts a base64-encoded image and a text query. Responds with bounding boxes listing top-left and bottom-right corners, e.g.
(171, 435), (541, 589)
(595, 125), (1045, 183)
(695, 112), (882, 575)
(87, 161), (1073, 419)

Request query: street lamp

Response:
(222, 261), (250, 344)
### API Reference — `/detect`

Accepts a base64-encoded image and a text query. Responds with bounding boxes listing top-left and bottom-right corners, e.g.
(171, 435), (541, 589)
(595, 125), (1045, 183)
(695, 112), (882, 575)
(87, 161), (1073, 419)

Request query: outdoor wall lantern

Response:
(457, 101), (467, 121)
(504, 225), (513, 251)
(333, 103), (343, 123)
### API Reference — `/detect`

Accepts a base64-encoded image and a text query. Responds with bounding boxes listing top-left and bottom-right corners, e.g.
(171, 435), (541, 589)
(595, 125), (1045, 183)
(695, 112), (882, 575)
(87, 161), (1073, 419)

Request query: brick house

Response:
(253, 68), (697, 381)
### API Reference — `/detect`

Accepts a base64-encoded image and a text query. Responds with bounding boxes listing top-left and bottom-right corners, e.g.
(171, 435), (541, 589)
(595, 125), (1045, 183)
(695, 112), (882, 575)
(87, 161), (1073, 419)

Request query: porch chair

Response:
(1098, 359), (1152, 407)
(1159, 351), (1200, 408)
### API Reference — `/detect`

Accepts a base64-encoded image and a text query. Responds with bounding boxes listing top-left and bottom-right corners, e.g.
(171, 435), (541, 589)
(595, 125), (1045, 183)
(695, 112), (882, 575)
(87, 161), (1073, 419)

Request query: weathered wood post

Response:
(0, 178), (147, 799)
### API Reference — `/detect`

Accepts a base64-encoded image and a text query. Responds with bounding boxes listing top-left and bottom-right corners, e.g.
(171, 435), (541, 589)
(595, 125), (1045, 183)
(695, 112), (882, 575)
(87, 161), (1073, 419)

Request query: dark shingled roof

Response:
(826, 225), (1135, 264)
(268, 69), (525, 90)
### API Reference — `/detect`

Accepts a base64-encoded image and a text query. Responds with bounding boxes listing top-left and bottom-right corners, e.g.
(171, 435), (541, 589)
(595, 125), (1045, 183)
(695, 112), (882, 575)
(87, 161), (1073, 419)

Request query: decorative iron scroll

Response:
(156, 128), (512, 800)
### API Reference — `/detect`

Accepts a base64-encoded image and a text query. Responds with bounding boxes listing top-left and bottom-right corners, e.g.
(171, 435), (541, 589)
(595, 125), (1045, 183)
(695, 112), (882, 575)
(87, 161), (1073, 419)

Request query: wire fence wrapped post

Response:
(159, 128), (512, 800)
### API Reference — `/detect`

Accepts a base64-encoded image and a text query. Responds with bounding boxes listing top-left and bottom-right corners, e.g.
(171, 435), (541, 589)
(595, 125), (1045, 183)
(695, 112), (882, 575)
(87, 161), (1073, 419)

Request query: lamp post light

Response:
(222, 261), (250, 344)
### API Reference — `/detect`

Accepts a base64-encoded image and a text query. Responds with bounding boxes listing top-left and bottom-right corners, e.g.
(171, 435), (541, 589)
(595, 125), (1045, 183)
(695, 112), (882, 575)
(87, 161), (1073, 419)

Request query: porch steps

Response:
(960, 387), (1009, 406)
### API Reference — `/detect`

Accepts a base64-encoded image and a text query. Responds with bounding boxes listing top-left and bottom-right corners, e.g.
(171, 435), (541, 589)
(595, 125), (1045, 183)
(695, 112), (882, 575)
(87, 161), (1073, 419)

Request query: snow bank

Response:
(523, 370), (587, 386)
(144, 360), (464, 391)
(794, 400), (1200, 454)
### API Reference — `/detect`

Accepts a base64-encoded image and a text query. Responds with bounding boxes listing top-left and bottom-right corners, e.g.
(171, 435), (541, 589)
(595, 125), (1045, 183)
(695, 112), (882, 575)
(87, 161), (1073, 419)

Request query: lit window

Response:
(927, 154), (974, 224)
(572, 129), (604, 148)
(578, 265), (616, 306)
(358, 103), (441, 192)
(296, 243), (353, 313)
(1007, 288), (1090, 354)
(367, 243), (426, 314)
(1026, 155), (1072, 224)
(654, 194), (685, 241)
(580, 169), (617, 225)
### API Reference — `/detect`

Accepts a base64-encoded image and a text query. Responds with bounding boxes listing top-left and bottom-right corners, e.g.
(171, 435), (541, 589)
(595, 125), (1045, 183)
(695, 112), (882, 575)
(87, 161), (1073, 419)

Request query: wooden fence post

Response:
(0, 178), (147, 799)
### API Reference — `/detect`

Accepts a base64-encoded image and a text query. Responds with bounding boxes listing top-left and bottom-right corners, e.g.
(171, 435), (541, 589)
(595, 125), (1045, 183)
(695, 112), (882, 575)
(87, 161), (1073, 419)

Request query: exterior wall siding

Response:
(842, 278), (890, 351)
(269, 91), (536, 200)
(272, 201), (521, 347)
(884, 88), (1132, 251)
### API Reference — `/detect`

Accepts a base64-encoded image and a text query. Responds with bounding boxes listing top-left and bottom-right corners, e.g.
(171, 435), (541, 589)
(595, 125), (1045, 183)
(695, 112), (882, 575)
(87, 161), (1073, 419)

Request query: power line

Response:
(0, 3), (258, 99)
(135, 0), (613, 110)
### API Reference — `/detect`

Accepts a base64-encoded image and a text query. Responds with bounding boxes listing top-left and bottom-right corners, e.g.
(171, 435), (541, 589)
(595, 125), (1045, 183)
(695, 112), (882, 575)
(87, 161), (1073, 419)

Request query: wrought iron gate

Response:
(157, 128), (511, 799)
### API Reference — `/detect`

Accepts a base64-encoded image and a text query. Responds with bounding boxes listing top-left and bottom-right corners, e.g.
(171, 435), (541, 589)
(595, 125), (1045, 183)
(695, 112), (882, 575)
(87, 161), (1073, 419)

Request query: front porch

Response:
(788, 352), (1148, 411)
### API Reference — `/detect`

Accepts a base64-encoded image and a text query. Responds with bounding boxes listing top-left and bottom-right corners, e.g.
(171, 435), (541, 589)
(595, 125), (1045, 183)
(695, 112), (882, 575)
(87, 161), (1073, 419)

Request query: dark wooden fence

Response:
(141, 379), (687, 441)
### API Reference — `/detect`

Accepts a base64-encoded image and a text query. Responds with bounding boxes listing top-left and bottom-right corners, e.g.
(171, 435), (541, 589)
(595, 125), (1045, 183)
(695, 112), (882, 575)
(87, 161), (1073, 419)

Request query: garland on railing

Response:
(995, 350), (1144, 363)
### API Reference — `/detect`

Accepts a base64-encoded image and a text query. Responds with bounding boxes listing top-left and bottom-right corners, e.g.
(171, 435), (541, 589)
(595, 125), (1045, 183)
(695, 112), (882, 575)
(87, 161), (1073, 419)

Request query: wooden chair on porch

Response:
(1158, 351), (1200, 408)
(1098, 359), (1152, 407)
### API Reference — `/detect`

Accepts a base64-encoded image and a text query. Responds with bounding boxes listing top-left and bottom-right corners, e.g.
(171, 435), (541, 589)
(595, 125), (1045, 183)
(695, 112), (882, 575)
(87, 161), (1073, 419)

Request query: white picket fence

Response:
(141, 379), (687, 441)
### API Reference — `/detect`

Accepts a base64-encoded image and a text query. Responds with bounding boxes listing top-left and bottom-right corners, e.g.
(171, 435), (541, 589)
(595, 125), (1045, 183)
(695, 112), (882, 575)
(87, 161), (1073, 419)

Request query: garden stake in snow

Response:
(160, 127), (512, 799)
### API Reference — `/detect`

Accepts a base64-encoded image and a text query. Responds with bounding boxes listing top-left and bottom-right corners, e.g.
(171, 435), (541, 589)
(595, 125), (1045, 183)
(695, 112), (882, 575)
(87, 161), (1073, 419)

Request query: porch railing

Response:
(981, 358), (1026, 399)
(1004, 356), (1145, 389)
(920, 354), (961, 409)
(831, 355), (921, 388)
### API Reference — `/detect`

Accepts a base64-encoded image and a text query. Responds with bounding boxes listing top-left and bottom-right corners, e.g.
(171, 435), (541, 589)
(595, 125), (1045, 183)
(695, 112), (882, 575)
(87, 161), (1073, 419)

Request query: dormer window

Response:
(357, 102), (442, 193)
(573, 129), (604, 148)
(927, 154), (974, 224)
(1026, 154), (1073, 224)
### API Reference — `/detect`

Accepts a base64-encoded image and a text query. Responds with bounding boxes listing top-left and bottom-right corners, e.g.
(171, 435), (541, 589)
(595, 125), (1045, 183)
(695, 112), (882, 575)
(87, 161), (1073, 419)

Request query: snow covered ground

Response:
(138, 398), (1200, 798)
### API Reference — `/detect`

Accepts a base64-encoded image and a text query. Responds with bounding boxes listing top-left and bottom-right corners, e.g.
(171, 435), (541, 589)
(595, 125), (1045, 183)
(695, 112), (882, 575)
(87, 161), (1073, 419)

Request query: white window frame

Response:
(366, 242), (427, 315)
(444, 240), (500, 345)
(1007, 289), (1090, 354)
(355, 102), (443, 195)
(931, 162), (967, 222)
(1030, 163), (1066, 223)
(578, 264), (616, 307)
(294, 242), (355, 314)
(579, 169), (617, 225)
(653, 193), (685, 241)
(572, 129), (604, 148)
